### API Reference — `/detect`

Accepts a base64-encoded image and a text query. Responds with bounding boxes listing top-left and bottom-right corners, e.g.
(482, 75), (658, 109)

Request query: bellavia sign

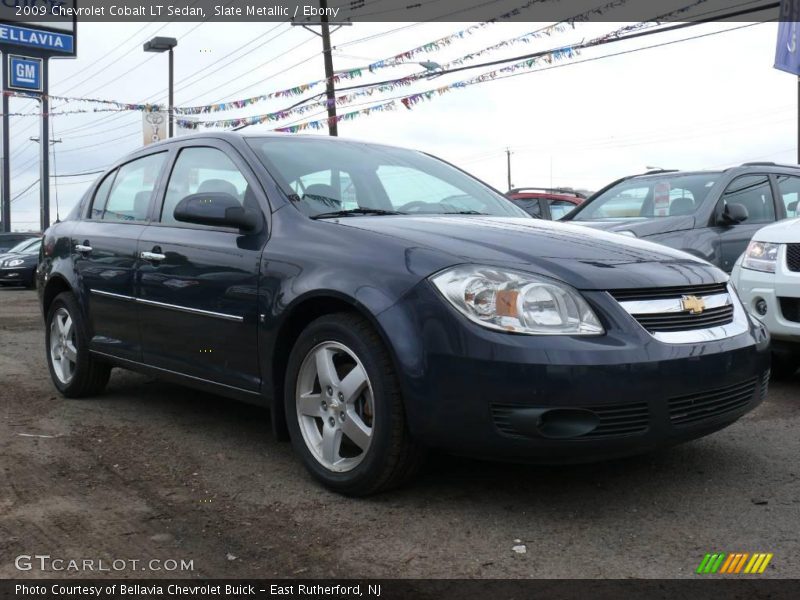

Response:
(0, 0), (78, 233)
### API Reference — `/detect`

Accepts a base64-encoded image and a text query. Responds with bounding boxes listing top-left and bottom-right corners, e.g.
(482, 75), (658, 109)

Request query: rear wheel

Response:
(284, 313), (423, 495)
(45, 292), (111, 398)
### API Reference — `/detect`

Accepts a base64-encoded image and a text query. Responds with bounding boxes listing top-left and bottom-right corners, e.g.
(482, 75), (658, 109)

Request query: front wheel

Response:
(284, 313), (423, 495)
(45, 292), (111, 398)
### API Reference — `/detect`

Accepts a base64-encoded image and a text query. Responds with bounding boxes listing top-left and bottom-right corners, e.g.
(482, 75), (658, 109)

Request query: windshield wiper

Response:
(311, 208), (402, 219)
(440, 210), (488, 215)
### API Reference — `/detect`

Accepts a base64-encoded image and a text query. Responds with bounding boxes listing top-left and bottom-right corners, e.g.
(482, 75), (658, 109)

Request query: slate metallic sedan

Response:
(38, 133), (770, 495)
(0, 236), (41, 288)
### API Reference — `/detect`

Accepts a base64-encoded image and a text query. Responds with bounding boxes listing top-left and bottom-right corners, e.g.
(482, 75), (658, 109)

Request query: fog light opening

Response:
(755, 297), (768, 316)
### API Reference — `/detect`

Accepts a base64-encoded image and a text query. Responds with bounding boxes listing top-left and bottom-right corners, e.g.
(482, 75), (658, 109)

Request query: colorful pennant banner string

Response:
(173, 0), (589, 116)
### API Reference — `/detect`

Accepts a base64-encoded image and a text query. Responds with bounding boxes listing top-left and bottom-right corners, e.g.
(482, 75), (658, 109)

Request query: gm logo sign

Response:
(8, 55), (42, 92)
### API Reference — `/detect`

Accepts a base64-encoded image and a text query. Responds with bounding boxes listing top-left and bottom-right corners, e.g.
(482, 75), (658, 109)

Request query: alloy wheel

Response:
(295, 341), (374, 472)
(50, 307), (77, 384)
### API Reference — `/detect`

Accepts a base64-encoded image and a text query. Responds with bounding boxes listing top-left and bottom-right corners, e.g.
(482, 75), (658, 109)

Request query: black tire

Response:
(771, 353), (800, 380)
(284, 312), (424, 496)
(45, 291), (111, 398)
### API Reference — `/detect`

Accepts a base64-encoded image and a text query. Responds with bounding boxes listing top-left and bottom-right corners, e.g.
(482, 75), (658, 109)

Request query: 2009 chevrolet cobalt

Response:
(38, 133), (770, 495)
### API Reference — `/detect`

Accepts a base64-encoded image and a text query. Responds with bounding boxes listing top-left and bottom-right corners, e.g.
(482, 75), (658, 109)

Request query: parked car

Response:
(0, 231), (39, 253)
(0, 236), (42, 288)
(563, 163), (800, 272)
(38, 133), (770, 495)
(506, 187), (586, 220)
(731, 216), (800, 377)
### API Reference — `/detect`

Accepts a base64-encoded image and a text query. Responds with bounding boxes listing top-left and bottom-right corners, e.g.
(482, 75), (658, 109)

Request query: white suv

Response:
(731, 217), (800, 377)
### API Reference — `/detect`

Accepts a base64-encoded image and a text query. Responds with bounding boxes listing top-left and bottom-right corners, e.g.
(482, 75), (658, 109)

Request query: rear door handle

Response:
(140, 251), (166, 262)
(74, 244), (92, 253)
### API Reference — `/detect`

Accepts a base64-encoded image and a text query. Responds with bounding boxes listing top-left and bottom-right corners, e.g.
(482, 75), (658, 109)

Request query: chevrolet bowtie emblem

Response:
(681, 295), (706, 314)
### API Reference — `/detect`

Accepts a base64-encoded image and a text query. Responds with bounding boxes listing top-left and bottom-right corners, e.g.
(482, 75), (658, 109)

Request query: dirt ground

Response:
(0, 288), (798, 579)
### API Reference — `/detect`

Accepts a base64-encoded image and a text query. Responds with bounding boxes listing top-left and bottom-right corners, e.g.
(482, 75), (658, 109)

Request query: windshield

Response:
(8, 238), (39, 254)
(246, 137), (528, 218)
(573, 173), (721, 221)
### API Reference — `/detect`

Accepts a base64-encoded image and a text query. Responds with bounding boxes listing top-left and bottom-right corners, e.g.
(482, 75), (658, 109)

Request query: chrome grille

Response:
(632, 304), (734, 332)
(612, 284), (740, 341)
(610, 282), (728, 301)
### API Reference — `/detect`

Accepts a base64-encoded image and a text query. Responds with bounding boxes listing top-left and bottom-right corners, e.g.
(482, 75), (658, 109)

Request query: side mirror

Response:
(722, 202), (748, 225)
(174, 192), (259, 231)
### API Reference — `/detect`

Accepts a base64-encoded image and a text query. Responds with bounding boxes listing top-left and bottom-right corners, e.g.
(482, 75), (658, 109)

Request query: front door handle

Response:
(74, 244), (92, 253)
(140, 251), (166, 262)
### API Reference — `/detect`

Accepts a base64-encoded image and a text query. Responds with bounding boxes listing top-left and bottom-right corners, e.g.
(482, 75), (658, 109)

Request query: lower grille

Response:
(491, 402), (649, 439)
(779, 297), (800, 323)
(668, 378), (758, 426)
(787, 244), (800, 272)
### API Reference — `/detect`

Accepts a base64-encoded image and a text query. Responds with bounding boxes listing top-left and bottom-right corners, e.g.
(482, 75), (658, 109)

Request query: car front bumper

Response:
(0, 266), (34, 285)
(377, 281), (771, 462)
(731, 257), (800, 347)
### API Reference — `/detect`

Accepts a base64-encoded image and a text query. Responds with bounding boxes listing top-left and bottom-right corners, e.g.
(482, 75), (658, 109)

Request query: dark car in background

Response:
(37, 133), (769, 495)
(564, 163), (800, 272)
(0, 236), (42, 288)
(0, 232), (39, 253)
(506, 187), (587, 220)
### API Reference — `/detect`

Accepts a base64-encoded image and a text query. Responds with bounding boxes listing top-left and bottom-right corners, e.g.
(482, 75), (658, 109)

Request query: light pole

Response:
(144, 36), (178, 138)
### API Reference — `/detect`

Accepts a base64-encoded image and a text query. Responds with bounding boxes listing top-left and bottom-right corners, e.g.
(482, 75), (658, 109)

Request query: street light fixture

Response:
(143, 36), (178, 138)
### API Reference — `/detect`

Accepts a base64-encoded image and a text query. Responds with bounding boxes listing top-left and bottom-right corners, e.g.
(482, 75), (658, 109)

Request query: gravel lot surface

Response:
(1, 288), (798, 579)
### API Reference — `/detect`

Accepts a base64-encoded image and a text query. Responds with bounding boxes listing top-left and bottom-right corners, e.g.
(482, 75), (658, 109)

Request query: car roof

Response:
(141, 131), (407, 153)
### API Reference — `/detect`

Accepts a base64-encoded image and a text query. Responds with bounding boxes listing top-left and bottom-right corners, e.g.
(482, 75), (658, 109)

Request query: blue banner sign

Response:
(775, 1), (800, 75)
(0, 22), (73, 54)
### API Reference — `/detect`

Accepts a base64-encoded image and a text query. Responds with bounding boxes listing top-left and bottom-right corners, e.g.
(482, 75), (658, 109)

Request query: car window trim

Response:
(88, 169), (118, 220)
(716, 173), (775, 226)
(149, 140), (270, 234)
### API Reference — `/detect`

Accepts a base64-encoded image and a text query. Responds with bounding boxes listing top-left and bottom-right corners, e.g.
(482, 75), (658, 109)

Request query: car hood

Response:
(567, 215), (695, 238)
(0, 251), (37, 264)
(333, 215), (724, 290)
(748, 216), (800, 243)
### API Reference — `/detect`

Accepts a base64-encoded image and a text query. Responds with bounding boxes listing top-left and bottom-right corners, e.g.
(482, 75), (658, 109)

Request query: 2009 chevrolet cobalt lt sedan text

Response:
(37, 133), (771, 495)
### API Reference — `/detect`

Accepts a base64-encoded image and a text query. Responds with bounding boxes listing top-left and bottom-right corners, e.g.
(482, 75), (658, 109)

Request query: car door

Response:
(70, 152), (169, 361)
(136, 142), (267, 391)
(714, 174), (779, 272)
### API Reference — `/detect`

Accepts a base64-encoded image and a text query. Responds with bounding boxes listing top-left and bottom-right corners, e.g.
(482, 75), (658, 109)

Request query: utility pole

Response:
(320, 0), (337, 136)
(1, 80), (9, 233)
(293, 1), (351, 137)
(40, 58), (49, 231)
(506, 148), (512, 191)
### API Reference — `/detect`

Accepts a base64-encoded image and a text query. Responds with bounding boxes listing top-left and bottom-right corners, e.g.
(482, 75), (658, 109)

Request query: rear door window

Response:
(102, 153), (167, 222)
(90, 171), (117, 219)
(548, 200), (576, 220)
(775, 174), (800, 217)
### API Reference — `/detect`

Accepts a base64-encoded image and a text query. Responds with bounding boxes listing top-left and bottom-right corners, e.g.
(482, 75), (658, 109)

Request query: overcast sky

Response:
(6, 17), (796, 230)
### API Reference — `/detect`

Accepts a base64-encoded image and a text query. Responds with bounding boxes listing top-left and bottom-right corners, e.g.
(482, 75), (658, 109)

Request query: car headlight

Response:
(742, 241), (780, 273)
(430, 265), (604, 335)
(6, 259), (24, 267)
